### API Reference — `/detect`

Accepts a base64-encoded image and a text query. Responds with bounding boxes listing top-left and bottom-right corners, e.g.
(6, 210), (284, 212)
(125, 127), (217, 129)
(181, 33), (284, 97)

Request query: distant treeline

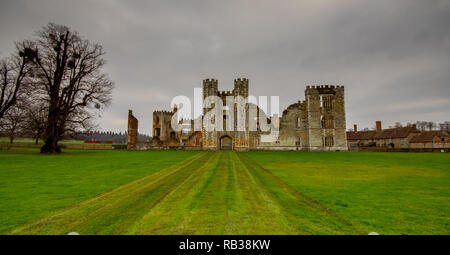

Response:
(75, 131), (151, 144)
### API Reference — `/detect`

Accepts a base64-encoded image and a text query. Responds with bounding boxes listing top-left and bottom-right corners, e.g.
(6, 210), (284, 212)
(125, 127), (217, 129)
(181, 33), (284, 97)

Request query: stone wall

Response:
(153, 109), (177, 142)
(278, 85), (347, 151)
(127, 110), (138, 149)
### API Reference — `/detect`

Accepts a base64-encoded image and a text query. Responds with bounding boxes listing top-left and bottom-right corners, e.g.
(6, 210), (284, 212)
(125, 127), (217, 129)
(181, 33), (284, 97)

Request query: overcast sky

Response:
(1, 0), (449, 134)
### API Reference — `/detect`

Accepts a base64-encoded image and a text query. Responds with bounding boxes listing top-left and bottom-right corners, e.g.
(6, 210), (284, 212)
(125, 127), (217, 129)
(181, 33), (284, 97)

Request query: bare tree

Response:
(0, 104), (26, 144)
(24, 102), (47, 145)
(439, 121), (450, 132)
(416, 121), (427, 131)
(395, 122), (402, 128)
(22, 23), (113, 153)
(62, 107), (96, 140)
(0, 44), (35, 120)
(426, 121), (437, 131)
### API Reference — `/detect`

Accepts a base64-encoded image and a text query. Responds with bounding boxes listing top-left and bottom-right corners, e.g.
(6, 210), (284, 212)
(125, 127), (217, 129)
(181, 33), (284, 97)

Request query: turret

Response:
(202, 78), (218, 99)
(234, 78), (249, 98)
(202, 78), (218, 116)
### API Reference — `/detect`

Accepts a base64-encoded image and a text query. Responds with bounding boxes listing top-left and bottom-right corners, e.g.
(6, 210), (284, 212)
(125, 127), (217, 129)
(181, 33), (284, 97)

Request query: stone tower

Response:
(201, 78), (251, 151)
(202, 78), (218, 115)
(233, 78), (249, 98)
(202, 79), (219, 150)
(233, 78), (249, 151)
(127, 110), (138, 149)
(305, 85), (347, 150)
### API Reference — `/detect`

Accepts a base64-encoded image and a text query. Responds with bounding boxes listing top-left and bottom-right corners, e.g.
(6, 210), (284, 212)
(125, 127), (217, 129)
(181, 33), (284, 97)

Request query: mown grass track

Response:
(9, 151), (359, 234)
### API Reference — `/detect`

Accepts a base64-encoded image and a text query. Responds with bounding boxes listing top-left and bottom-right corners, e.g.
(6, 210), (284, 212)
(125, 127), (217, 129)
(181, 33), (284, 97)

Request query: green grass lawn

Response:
(0, 149), (199, 233)
(245, 151), (450, 235)
(0, 149), (448, 234)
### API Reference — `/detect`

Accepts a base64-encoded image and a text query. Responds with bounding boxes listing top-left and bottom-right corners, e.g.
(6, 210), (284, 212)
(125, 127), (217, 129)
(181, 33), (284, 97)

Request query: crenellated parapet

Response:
(305, 85), (344, 95)
(234, 78), (249, 98)
(218, 90), (233, 97)
(306, 85), (344, 89)
(203, 78), (218, 84)
(202, 78), (219, 98)
(153, 110), (175, 115)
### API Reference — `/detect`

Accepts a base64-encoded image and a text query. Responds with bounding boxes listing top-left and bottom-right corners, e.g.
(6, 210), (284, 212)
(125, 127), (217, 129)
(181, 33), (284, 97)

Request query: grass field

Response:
(0, 149), (199, 233)
(0, 149), (448, 234)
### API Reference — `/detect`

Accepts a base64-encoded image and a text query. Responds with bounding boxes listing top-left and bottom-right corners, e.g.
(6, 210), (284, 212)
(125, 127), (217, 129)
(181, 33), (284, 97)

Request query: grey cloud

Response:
(1, 0), (449, 134)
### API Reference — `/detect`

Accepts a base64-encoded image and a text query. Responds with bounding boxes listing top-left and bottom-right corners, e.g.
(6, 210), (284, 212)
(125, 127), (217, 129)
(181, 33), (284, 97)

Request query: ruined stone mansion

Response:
(127, 78), (347, 151)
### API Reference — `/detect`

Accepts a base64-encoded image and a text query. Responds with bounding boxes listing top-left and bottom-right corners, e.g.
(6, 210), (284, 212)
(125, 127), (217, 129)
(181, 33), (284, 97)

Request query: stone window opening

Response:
(155, 116), (160, 124)
(254, 137), (259, 146)
(154, 128), (160, 137)
(297, 117), (301, 128)
(320, 95), (333, 110)
(321, 116), (334, 129)
(323, 136), (334, 147)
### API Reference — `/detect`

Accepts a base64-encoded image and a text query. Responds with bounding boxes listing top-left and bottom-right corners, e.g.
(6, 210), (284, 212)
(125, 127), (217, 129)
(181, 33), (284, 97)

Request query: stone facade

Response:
(127, 110), (138, 149)
(133, 78), (348, 151)
(278, 85), (347, 151)
(201, 78), (254, 151)
(152, 106), (181, 147)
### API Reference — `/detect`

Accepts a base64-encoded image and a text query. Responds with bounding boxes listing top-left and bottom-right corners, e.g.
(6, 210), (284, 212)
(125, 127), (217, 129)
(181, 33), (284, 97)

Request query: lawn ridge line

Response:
(112, 153), (215, 234)
(236, 152), (361, 233)
(188, 152), (224, 210)
(67, 151), (207, 206)
(162, 152), (224, 234)
(224, 152), (238, 233)
(230, 151), (297, 234)
(126, 152), (223, 234)
(9, 152), (208, 234)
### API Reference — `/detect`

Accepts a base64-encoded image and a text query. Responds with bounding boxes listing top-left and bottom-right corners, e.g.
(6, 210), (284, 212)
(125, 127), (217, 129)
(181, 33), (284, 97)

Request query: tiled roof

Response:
(347, 126), (419, 141)
(410, 131), (449, 143)
(374, 126), (418, 139)
(347, 130), (377, 140)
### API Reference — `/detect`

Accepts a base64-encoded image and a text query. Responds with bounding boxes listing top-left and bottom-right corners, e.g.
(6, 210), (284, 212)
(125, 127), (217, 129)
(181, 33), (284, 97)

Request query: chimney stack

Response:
(376, 121), (382, 131)
(354, 124), (358, 132)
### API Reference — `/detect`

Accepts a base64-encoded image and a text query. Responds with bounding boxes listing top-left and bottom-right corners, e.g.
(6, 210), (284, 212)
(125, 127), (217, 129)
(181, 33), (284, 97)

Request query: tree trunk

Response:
(9, 135), (14, 144)
(35, 135), (39, 145)
(41, 107), (62, 153)
(41, 135), (61, 153)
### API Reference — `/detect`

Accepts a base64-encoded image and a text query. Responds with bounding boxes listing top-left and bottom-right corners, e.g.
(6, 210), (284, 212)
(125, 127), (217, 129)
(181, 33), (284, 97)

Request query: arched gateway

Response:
(219, 136), (233, 150)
